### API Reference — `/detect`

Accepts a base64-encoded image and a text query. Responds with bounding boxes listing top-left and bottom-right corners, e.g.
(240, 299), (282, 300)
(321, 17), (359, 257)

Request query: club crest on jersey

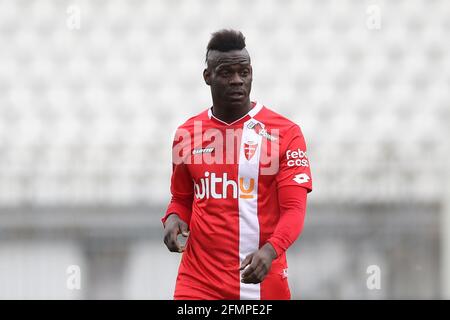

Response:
(247, 121), (277, 141)
(244, 141), (258, 161)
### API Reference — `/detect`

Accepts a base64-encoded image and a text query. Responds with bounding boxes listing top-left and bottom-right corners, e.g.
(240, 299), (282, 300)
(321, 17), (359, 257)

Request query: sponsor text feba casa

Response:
(286, 148), (309, 167)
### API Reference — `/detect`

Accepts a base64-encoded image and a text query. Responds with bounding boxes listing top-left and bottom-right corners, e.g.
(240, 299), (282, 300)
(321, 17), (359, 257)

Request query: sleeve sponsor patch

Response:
(286, 148), (309, 167)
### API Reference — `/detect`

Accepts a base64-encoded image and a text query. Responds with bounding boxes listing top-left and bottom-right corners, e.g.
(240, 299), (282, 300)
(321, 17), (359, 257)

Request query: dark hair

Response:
(206, 29), (246, 62)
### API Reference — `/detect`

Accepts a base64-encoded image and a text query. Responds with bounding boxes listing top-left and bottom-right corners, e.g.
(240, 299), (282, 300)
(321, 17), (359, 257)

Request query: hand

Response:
(239, 243), (278, 284)
(163, 213), (189, 253)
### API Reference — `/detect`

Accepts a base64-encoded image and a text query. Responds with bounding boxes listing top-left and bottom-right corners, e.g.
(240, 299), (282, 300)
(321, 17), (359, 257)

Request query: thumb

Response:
(239, 254), (253, 271)
(179, 222), (190, 237)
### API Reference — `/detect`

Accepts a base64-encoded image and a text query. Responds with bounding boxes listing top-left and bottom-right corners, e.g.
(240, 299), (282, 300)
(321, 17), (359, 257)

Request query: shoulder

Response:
(176, 108), (210, 132)
(255, 104), (304, 136)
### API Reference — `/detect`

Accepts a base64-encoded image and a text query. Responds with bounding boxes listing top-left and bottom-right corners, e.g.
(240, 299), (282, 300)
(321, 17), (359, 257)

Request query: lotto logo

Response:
(293, 173), (310, 185)
(192, 147), (214, 155)
(286, 149), (309, 167)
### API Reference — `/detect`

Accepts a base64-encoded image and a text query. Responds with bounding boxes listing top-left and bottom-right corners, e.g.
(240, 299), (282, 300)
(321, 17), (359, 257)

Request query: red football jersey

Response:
(162, 101), (312, 299)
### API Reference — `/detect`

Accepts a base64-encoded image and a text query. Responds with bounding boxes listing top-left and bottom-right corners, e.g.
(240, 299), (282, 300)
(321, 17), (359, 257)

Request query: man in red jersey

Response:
(162, 29), (312, 300)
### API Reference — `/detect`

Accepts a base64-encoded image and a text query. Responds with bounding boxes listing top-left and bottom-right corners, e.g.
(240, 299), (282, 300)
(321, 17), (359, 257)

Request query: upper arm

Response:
(276, 125), (313, 192)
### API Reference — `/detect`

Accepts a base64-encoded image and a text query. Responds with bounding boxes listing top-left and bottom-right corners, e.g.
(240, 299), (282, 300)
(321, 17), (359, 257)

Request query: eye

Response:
(240, 70), (249, 77)
(219, 69), (230, 77)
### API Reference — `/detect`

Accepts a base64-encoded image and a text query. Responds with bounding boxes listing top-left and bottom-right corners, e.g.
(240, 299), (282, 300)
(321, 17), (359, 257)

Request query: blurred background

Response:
(0, 0), (449, 299)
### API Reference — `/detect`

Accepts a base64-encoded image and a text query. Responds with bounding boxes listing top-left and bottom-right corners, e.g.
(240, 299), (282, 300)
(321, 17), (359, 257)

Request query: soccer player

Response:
(162, 29), (312, 300)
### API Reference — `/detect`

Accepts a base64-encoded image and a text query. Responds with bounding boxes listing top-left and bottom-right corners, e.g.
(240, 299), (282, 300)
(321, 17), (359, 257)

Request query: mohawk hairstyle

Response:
(206, 29), (246, 62)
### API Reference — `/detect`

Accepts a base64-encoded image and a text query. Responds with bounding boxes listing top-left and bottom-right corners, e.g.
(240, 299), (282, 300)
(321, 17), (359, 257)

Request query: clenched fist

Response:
(163, 213), (189, 253)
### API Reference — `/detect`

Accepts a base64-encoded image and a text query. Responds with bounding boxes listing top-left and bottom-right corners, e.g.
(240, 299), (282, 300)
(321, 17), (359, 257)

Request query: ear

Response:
(203, 68), (211, 86)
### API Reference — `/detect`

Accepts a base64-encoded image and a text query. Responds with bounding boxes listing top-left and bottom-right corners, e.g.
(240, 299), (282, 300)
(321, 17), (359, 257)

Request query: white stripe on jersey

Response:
(238, 104), (264, 300)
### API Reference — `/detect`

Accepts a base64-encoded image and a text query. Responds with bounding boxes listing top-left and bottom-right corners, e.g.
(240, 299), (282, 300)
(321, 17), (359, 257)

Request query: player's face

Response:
(204, 49), (253, 107)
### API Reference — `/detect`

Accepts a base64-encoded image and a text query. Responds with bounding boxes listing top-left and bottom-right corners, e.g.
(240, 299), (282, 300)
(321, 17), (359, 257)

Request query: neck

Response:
(211, 99), (252, 124)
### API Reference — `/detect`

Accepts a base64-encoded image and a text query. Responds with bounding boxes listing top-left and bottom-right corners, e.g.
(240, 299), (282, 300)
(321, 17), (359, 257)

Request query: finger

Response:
(163, 232), (172, 248)
(242, 273), (265, 284)
(167, 229), (183, 252)
(241, 271), (260, 284)
(254, 265), (268, 283)
(241, 258), (259, 278)
(242, 275), (259, 284)
(242, 256), (262, 278)
(239, 254), (253, 271)
(169, 239), (182, 252)
(242, 264), (264, 283)
(177, 234), (188, 253)
(179, 222), (190, 237)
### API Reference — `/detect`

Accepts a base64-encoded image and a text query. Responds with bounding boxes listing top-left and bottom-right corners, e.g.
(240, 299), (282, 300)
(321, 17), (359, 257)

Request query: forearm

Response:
(266, 186), (308, 257)
(161, 195), (193, 226)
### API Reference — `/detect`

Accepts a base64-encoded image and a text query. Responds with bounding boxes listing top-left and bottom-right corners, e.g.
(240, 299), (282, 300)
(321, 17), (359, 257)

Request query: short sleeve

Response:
(275, 124), (313, 192)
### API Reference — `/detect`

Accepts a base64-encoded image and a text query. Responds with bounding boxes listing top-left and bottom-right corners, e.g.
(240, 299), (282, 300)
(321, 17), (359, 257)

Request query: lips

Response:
(228, 91), (245, 98)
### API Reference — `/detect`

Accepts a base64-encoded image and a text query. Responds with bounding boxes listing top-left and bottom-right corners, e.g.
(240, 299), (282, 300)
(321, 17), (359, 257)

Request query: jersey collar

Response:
(207, 101), (263, 126)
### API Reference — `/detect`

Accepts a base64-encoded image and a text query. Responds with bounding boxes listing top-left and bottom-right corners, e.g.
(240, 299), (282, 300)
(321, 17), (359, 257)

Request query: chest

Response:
(183, 121), (281, 199)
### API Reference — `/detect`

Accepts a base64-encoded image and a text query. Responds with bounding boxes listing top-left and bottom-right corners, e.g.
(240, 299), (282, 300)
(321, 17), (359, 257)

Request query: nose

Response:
(229, 72), (243, 85)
